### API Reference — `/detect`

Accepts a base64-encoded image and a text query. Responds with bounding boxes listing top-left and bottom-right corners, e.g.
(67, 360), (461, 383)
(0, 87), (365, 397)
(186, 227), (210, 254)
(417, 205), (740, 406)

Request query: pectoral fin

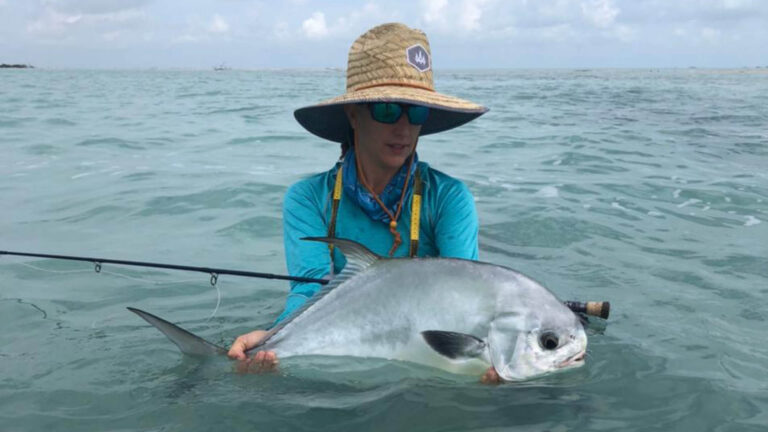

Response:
(421, 330), (486, 360)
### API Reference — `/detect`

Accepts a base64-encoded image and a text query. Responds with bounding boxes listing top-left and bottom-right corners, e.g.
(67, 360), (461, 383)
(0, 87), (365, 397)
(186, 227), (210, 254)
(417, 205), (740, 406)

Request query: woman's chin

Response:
(380, 152), (412, 170)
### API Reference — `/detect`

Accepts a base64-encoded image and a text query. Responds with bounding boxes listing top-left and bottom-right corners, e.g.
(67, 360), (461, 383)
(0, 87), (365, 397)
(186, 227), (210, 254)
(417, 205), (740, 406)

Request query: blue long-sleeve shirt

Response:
(276, 161), (478, 324)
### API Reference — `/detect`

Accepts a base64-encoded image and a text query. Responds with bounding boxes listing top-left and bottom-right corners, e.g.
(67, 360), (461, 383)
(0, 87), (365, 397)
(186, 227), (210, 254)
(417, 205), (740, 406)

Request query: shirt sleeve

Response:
(273, 177), (332, 325)
(432, 178), (479, 260)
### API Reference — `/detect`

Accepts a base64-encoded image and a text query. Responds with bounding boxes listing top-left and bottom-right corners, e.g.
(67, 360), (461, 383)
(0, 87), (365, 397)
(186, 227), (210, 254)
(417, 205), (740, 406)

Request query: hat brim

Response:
(294, 85), (488, 143)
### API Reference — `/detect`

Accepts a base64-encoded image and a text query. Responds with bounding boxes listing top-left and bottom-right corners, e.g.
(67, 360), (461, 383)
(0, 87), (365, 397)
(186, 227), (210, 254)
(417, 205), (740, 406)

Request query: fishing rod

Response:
(0, 250), (326, 286)
(1, 249), (610, 319)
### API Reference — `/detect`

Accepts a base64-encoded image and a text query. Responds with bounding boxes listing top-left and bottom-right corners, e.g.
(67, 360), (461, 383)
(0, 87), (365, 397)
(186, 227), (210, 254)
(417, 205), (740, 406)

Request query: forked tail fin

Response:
(127, 307), (227, 357)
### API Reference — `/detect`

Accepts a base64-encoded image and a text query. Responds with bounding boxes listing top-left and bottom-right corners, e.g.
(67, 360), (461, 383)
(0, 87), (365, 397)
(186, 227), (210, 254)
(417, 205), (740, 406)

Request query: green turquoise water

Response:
(1, 69), (767, 431)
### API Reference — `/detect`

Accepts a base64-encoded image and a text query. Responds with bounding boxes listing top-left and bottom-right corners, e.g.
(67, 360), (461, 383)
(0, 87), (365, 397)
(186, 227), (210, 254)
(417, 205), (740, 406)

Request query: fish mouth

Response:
(558, 351), (586, 368)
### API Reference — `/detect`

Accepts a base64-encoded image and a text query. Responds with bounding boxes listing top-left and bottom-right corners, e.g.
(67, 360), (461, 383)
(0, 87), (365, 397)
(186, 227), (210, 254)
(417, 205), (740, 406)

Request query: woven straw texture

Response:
(346, 23), (434, 92)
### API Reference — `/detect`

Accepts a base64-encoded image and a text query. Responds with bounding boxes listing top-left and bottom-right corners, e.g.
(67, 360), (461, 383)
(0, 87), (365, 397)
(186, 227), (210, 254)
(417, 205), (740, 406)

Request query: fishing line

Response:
(205, 278), (222, 323)
(98, 269), (200, 286)
(90, 283), (221, 328)
(98, 268), (222, 322)
(19, 262), (92, 275)
(20, 261), (201, 285)
(18, 261), (222, 325)
(0, 298), (49, 319)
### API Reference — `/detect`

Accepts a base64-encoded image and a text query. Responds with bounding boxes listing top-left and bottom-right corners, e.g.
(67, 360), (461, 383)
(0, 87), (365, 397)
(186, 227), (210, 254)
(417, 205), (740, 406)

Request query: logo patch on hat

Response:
(406, 44), (430, 72)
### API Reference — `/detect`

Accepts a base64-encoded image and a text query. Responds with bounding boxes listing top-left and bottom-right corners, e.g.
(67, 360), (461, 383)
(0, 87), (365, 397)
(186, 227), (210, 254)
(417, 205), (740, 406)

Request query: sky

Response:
(1, 0), (767, 69)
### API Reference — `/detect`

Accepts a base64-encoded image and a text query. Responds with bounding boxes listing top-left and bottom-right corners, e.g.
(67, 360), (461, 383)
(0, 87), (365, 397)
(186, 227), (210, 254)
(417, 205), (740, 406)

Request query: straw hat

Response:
(294, 23), (488, 143)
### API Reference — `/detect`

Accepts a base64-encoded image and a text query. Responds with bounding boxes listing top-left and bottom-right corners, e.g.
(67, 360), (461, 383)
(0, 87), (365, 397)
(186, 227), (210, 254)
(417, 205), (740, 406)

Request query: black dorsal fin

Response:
(254, 237), (382, 349)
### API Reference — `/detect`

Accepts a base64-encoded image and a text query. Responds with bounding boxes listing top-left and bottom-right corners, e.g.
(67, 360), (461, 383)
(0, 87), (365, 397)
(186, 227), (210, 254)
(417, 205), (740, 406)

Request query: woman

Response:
(228, 23), (499, 382)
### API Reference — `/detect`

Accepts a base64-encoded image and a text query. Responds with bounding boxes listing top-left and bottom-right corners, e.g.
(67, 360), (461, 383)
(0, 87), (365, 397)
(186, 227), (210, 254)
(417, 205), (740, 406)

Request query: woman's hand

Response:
(481, 366), (502, 384)
(228, 330), (279, 374)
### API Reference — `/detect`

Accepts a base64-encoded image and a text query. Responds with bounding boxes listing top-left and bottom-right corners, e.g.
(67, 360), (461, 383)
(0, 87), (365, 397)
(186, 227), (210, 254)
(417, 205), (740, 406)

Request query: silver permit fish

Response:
(129, 237), (588, 381)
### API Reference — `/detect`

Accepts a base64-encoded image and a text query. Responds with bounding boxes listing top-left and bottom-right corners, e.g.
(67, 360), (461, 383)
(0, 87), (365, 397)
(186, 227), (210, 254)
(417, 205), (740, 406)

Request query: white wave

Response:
(535, 186), (559, 198)
(744, 216), (761, 227)
(677, 199), (701, 208)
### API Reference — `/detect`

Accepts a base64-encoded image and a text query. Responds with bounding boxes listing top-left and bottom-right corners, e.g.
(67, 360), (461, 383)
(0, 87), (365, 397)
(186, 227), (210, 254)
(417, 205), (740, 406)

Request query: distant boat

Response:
(0, 64), (34, 69)
(213, 63), (230, 71)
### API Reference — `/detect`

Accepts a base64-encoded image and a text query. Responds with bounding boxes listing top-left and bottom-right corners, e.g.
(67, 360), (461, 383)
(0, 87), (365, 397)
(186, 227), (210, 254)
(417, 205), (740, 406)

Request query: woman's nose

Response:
(392, 112), (411, 135)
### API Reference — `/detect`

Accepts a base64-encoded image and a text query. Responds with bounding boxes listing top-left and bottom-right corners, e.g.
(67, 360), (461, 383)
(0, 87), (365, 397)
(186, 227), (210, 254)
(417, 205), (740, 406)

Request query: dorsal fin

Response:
(304, 236), (380, 272)
(254, 237), (381, 349)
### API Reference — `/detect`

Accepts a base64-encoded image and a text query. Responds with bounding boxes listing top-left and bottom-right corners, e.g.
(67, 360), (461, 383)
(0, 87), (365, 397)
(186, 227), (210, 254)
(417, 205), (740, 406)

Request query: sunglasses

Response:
(368, 102), (430, 125)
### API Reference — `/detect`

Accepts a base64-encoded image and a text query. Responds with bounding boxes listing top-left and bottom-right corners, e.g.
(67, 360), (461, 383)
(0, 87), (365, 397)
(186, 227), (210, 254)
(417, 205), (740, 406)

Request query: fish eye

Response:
(539, 332), (559, 350)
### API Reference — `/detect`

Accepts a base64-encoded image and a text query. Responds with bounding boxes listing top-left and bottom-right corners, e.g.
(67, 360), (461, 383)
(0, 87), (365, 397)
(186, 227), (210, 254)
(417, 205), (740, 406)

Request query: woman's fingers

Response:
(235, 350), (279, 374)
(227, 336), (250, 360)
(228, 330), (269, 360)
(250, 351), (279, 373)
(229, 330), (278, 374)
(480, 367), (502, 385)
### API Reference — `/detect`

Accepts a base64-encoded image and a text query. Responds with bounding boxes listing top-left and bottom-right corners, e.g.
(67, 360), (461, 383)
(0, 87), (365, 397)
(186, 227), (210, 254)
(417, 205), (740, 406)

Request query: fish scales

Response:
(263, 259), (499, 359)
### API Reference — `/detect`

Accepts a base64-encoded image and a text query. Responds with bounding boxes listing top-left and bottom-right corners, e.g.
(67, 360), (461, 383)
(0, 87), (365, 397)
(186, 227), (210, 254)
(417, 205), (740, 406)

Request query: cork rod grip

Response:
(563, 301), (610, 319)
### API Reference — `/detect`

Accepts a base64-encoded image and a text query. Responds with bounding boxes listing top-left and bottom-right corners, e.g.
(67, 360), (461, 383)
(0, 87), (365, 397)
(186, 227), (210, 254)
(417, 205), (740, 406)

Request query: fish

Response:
(128, 237), (588, 381)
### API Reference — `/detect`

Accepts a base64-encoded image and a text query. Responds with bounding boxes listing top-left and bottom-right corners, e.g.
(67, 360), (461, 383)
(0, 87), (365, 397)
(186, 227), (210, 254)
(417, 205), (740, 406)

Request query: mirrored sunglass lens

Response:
(371, 103), (402, 123)
(407, 106), (430, 125)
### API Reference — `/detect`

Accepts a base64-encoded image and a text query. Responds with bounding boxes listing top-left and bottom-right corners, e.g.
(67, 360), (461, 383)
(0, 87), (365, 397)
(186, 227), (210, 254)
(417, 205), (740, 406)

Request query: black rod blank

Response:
(0, 250), (329, 285)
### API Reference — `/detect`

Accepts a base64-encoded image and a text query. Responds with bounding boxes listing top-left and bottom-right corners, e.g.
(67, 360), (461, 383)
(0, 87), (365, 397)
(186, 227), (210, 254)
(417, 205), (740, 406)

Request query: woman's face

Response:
(345, 104), (422, 172)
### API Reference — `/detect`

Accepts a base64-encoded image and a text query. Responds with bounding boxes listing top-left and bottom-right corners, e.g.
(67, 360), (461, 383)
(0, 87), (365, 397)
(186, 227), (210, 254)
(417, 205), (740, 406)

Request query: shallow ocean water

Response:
(1, 69), (767, 431)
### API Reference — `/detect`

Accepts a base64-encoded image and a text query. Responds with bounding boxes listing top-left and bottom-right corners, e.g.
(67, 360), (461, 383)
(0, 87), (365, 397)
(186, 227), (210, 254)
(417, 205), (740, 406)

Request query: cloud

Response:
(173, 14), (232, 44)
(297, 4), (396, 40)
(42, 0), (152, 15)
(580, 0), (619, 28)
(101, 30), (122, 41)
(620, 0), (765, 24)
(272, 21), (292, 40)
(23, 0), (151, 44)
(532, 0), (577, 23)
(26, 7), (146, 39)
(421, 0), (491, 32)
(208, 14), (229, 34)
(334, 3), (396, 35)
(302, 11), (328, 39)
(6, 0), (768, 68)
(671, 21), (733, 45)
(700, 27), (722, 42)
(422, 0), (447, 25)
(459, 0), (487, 31)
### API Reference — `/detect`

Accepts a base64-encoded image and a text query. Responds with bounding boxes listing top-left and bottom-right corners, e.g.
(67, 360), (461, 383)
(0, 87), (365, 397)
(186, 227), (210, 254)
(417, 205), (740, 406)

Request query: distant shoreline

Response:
(3, 66), (767, 72)
(3, 65), (767, 73)
(0, 64), (34, 69)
